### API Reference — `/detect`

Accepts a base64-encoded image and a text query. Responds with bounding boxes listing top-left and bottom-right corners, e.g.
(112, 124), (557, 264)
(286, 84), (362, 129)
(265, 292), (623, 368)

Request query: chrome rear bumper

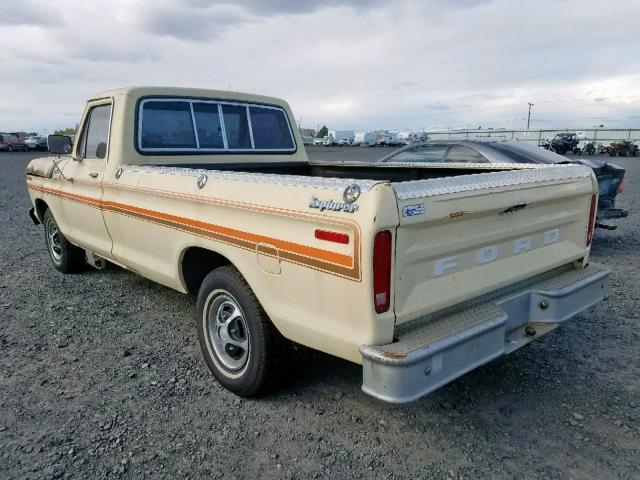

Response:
(360, 263), (610, 403)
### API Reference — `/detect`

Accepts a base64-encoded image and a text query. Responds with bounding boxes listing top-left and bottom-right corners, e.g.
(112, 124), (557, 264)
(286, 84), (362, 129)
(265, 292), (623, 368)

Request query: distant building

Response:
(299, 128), (316, 137)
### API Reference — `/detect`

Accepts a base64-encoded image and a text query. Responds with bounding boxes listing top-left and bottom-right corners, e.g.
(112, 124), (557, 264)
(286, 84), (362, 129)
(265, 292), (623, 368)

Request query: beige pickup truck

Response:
(26, 87), (610, 403)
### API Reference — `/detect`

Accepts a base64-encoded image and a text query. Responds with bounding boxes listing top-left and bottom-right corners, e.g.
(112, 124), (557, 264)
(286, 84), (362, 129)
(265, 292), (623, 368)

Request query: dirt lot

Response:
(1, 148), (639, 480)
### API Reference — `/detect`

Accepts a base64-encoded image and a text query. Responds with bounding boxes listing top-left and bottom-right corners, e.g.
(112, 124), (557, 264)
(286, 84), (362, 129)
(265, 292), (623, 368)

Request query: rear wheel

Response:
(196, 266), (290, 397)
(43, 209), (85, 273)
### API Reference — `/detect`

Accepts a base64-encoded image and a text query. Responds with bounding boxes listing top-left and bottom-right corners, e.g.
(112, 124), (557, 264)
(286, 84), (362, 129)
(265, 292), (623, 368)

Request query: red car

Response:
(0, 133), (28, 152)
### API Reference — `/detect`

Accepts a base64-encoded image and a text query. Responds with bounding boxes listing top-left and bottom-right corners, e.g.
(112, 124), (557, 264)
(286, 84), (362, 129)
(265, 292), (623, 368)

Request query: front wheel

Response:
(43, 209), (85, 273)
(196, 266), (290, 397)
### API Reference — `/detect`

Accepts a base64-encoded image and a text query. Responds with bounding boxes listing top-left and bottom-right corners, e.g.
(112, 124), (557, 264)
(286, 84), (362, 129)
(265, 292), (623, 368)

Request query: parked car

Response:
(378, 140), (628, 228)
(24, 135), (48, 151)
(0, 133), (28, 152)
(609, 141), (639, 157)
(300, 135), (315, 146)
(25, 86), (609, 403)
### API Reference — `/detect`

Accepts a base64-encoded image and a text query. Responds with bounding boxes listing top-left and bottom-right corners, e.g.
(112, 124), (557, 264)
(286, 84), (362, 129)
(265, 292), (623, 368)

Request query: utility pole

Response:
(527, 102), (534, 129)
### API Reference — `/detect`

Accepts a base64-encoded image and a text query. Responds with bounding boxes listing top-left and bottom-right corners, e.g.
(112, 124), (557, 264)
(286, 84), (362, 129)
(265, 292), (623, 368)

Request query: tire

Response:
(196, 266), (290, 397)
(43, 209), (85, 273)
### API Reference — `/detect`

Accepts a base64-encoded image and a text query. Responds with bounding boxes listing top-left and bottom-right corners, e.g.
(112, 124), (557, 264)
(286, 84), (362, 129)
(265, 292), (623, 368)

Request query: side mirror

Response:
(48, 135), (73, 155)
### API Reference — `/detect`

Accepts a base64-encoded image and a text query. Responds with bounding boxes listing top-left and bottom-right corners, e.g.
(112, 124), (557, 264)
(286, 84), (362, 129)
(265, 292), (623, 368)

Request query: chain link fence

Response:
(426, 129), (640, 145)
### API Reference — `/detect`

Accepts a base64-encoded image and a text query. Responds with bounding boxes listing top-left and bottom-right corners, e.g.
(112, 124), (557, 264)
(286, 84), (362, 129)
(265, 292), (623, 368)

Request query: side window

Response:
(79, 104), (111, 159)
(140, 101), (196, 149)
(249, 106), (294, 149)
(221, 104), (251, 149)
(387, 144), (449, 163)
(193, 103), (224, 149)
(445, 145), (489, 163)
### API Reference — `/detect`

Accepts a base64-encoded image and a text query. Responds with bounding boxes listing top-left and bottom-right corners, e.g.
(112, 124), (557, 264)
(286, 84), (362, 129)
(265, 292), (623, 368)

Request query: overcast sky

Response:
(1, 0), (639, 133)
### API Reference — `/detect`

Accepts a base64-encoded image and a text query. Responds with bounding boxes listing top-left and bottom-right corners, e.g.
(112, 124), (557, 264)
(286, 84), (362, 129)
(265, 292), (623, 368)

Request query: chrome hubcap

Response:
(45, 217), (62, 262)
(206, 292), (249, 371)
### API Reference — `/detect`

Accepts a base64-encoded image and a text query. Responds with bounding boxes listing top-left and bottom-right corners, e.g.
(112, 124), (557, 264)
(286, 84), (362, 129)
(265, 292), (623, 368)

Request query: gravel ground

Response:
(1, 148), (638, 480)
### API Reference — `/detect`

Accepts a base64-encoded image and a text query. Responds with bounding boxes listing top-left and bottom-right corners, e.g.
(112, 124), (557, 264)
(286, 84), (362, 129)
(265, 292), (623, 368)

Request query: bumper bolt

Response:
(525, 325), (537, 337)
(424, 366), (431, 376)
(538, 300), (549, 310)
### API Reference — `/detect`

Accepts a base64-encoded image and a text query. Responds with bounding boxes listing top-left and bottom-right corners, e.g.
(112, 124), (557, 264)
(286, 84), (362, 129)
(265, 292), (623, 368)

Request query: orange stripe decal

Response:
(27, 182), (360, 279)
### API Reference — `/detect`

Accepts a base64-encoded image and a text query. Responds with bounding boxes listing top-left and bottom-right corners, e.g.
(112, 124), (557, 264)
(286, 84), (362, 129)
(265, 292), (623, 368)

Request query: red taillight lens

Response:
(314, 229), (349, 244)
(373, 230), (392, 314)
(616, 175), (624, 194)
(586, 194), (597, 246)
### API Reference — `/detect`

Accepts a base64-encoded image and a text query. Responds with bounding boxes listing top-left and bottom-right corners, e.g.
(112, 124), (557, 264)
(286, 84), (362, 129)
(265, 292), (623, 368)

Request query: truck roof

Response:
(84, 86), (307, 166)
(91, 86), (290, 110)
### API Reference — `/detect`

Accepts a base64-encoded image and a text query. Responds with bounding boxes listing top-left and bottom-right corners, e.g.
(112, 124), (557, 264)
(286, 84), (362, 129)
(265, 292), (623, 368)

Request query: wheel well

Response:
(181, 247), (232, 294)
(34, 199), (48, 223)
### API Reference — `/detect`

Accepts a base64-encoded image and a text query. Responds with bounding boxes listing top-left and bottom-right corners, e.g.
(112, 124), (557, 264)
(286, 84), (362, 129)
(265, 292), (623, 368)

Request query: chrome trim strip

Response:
(118, 164), (381, 191)
(392, 165), (593, 200)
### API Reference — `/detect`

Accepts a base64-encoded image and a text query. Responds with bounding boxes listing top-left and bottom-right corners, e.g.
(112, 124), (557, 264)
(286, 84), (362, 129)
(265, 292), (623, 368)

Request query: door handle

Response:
(88, 172), (99, 178)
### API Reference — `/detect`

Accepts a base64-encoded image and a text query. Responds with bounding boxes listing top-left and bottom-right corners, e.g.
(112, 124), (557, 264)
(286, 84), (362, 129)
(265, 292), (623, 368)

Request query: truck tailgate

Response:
(392, 165), (596, 325)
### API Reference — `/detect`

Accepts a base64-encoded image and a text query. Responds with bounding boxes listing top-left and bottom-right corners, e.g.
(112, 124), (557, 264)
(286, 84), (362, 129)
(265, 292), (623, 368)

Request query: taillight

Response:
(373, 230), (392, 314)
(616, 174), (624, 194)
(586, 194), (597, 246)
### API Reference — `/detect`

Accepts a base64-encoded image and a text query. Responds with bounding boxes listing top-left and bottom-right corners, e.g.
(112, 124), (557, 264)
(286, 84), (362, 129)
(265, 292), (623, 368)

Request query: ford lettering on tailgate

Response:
(433, 228), (561, 277)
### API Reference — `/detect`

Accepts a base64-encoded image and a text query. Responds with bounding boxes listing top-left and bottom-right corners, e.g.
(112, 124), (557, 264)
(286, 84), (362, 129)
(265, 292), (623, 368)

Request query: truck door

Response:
(58, 100), (113, 258)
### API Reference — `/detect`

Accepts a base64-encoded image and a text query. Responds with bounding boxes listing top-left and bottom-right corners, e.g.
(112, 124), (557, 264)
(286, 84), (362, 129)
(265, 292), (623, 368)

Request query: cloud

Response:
(135, 3), (247, 41)
(130, 0), (385, 42)
(393, 81), (417, 90)
(444, 0), (494, 8)
(0, 0), (62, 27)
(1, 0), (640, 133)
(424, 102), (451, 111)
(66, 42), (161, 63)
(184, 0), (385, 16)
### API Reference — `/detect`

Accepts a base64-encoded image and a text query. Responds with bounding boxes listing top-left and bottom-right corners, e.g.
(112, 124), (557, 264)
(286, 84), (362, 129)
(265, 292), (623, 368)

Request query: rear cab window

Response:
(137, 98), (296, 154)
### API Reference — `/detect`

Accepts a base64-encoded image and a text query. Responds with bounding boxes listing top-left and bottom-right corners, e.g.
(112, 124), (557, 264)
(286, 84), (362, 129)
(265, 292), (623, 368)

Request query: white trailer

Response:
(353, 131), (366, 146)
(396, 131), (412, 145)
(382, 131), (399, 146)
(363, 130), (382, 146)
(323, 130), (355, 146)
